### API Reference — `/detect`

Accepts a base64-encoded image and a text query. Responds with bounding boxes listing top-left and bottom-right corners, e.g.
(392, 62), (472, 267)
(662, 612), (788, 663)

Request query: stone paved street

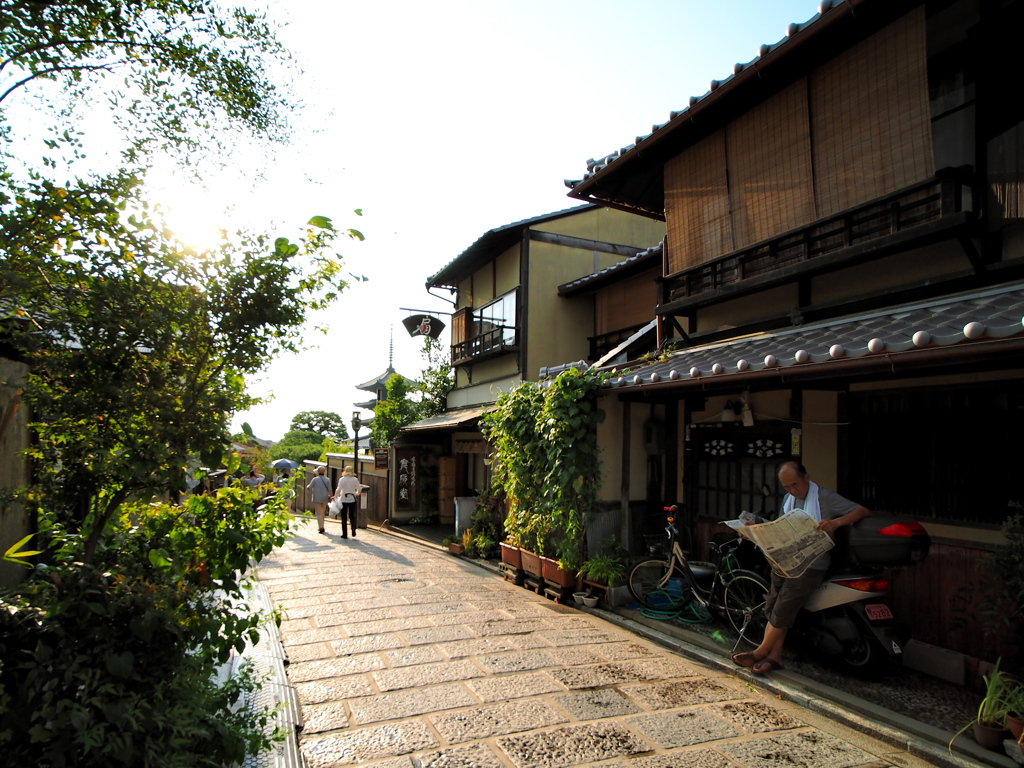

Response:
(255, 519), (942, 768)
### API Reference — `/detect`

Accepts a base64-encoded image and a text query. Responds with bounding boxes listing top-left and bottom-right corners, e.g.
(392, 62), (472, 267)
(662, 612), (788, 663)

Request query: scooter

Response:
(791, 517), (930, 672)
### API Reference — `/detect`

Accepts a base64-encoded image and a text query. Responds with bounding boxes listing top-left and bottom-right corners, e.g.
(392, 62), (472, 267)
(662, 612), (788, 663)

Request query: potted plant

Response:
(475, 533), (497, 559)
(443, 534), (464, 555)
(500, 538), (523, 569)
(979, 512), (1024, 656)
(1006, 674), (1024, 742)
(540, 554), (579, 590)
(578, 540), (630, 606)
(950, 657), (1014, 752)
(461, 528), (478, 558)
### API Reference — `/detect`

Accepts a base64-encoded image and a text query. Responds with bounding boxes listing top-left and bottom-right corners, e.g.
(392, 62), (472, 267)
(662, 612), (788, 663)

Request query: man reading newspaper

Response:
(731, 460), (870, 676)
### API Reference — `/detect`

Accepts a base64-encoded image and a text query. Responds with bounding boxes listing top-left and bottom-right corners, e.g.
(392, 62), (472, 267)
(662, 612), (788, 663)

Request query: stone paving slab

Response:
(626, 708), (743, 748)
(287, 653), (385, 682)
(718, 730), (876, 768)
(348, 683), (477, 724)
(256, 521), (950, 768)
(302, 720), (438, 767)
(466, 670), (565, 702)
(554, 688), (643, 720)
(372, 658), (485, 691)
(496, 721), (650, 768)
(428, 698), (568, 743)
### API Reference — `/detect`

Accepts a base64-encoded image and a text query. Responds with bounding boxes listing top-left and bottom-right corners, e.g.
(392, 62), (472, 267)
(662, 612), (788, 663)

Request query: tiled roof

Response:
(600, 281), (1024, 392)
(426, 205), (593, 289)
(565, 1), (848, 193)
(558, 244), (662, 296)
(355, 366), (396, 391)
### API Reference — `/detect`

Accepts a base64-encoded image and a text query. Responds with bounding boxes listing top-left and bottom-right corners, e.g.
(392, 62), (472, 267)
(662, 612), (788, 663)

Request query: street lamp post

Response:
(351, 411), (362, 481)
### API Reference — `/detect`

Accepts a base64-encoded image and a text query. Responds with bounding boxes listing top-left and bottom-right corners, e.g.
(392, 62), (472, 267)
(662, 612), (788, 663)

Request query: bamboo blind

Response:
(595, 271), (659, 334)
(811, 6), (933, 218)
(727, 78), (815, 249)
(665, 129), (731, 275)
(662, 7), (933, 276)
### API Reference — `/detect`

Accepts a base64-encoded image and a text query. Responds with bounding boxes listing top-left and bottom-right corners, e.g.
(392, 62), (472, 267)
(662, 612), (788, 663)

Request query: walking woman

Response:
(306, 466), (332, 534)
(334, 466), (361, 539)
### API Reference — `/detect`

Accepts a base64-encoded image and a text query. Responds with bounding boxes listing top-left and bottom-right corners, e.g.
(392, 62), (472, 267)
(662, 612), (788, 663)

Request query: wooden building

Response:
(565, 0), (1024, 677)
(396, 205), (665, 524)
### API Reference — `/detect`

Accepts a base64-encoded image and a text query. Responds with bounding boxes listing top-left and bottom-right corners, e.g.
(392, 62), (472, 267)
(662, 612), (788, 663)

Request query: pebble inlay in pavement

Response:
(257, 521), (943, 768)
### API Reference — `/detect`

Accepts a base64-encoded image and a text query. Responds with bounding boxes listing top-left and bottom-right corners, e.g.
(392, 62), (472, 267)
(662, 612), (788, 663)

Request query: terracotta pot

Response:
(974, 720), (1005, 750)
(520, 549), (542, 578)
(448, 542), (464, 555)
(1008, 713), (1023, 741)
(500, 542), (522, 568)
(541, 556), (577, 589)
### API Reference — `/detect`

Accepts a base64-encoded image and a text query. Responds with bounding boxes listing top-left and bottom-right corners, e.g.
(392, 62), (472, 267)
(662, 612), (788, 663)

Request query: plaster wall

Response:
(802, 389), (839, 491)
(541, 206), (665, 253)
(446, 375), (521, 409)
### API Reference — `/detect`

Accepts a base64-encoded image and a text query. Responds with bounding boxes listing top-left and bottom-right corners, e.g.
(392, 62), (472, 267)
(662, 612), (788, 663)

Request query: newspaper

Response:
(723, 509), (833, 578)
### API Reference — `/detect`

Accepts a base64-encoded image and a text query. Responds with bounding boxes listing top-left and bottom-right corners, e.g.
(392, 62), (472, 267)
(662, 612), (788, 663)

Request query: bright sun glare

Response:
(146, 175), (231, 251)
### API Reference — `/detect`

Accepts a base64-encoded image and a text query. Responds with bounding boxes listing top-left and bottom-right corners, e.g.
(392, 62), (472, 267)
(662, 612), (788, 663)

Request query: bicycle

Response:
(627, 514), (770, 650)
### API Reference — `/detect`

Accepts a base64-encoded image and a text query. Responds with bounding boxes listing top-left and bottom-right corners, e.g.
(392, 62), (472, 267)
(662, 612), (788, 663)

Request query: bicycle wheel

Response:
(722, 571), (769, 647)
(627, 559), (692, 611)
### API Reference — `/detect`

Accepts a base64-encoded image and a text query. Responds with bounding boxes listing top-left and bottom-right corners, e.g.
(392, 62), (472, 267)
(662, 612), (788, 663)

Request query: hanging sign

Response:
(402, 314), (445, 339)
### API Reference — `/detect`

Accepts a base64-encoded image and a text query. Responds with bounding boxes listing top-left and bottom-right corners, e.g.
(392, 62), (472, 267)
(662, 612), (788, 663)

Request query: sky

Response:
(148, 0), (818, 442)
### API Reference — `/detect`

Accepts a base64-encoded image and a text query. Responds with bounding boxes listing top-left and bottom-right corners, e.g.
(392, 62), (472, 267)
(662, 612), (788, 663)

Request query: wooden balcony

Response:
(451, 326), (518, 367)
(659, 168), (976, 315)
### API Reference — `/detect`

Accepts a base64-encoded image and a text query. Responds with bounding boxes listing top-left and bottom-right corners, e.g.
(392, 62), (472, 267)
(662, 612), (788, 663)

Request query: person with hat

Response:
(333, 466), (362, 539)
(306, 466), (332, 534)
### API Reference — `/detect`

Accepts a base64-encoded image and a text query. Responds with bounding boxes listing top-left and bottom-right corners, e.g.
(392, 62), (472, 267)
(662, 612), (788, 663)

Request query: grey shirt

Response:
(307, 474), (332, 503)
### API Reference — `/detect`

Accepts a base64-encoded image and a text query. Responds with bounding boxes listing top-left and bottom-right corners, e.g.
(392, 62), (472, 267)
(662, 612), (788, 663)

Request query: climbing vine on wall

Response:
(481, 367), (607, 570)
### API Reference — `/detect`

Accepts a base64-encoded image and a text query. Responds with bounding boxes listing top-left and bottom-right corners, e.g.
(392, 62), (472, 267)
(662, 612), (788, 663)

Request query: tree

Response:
(0, 2), (363, 764)
(269, 429), (327, 464)
(417, 336), (453, 419)
(0, 0), (293, 162)
(370, 375), (421, 448)
(290, 410), (349, 440)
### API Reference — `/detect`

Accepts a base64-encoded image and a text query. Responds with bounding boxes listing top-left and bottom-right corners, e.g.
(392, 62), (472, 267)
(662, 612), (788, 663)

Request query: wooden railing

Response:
(451, 326), (518, 366)
(663, 168), (974, 306)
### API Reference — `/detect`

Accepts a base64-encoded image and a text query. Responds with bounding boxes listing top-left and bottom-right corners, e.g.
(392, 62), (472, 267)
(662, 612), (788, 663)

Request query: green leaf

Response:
(307, 215), (333, 229)
(3, 533), (43, 564)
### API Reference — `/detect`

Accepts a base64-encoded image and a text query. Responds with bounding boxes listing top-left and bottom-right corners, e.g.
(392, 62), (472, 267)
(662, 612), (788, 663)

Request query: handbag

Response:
(328, 497), (342, 516)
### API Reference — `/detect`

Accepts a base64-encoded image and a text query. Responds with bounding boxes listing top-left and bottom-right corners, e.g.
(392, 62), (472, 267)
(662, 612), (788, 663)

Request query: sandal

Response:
(751, 657), (784, 675)
(731, 651), (762, 668)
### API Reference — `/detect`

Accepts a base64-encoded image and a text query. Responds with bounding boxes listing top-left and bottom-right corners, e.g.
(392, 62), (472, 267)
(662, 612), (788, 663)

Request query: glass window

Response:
(473, 290), (517, 345)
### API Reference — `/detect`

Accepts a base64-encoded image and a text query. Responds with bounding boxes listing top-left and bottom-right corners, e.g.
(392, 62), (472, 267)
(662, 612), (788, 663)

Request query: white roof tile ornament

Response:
(795, 349), (810, 364)
(963, 322), (986, 339)
(669, 369), (680, 380)
(712, 363), (725, 374)
(764, 355), (778, 367)
(633, 375), (643, 385)
(737, 359), (750, 371)
(690, 367), (701, 378)
(868, 338), (886, 353)
(912, 331), (932, 346)
(829, 344), (845, 359)
(650, 372), (661, 383)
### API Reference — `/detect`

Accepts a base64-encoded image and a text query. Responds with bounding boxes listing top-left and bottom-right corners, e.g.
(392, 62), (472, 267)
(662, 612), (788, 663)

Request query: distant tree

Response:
(417, 337), (453, 418)
(269, 430), (325, 464)
(370, 375), (421, 448)
(289, 410), (349, 439)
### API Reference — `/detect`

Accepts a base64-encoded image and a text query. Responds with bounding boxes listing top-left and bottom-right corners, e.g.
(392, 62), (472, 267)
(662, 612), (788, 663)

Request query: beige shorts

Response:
(764, 568), (827, 629)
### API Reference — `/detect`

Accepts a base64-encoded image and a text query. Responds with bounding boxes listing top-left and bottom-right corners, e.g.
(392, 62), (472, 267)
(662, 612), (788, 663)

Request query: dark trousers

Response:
(341, 502), (357, 536)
